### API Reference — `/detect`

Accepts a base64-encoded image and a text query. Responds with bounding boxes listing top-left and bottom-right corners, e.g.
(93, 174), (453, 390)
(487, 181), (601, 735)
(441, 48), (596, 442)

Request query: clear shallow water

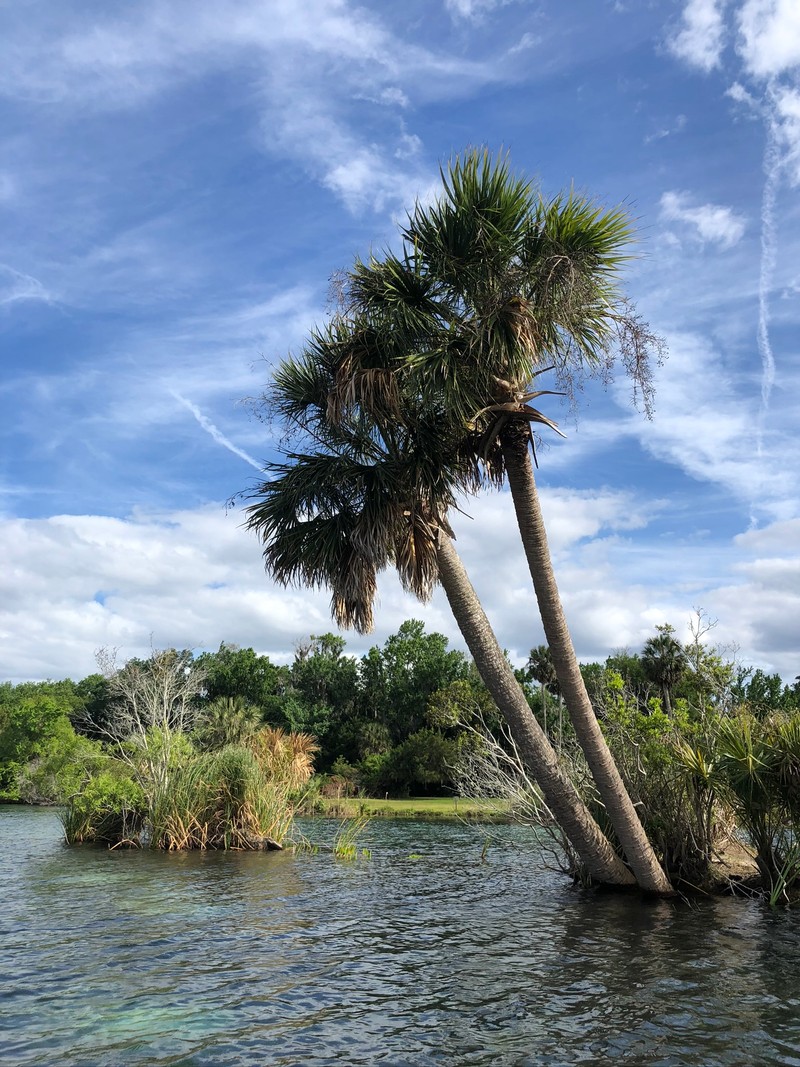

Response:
(2, 806), (800, 1067)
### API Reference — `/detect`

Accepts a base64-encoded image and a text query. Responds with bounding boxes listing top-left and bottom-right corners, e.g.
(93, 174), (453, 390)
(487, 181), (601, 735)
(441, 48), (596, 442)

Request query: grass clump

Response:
(62, 726), (317, 851)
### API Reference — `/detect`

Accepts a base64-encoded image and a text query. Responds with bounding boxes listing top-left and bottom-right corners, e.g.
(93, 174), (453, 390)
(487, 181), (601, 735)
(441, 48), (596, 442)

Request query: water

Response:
(2, 806), (800, 1066)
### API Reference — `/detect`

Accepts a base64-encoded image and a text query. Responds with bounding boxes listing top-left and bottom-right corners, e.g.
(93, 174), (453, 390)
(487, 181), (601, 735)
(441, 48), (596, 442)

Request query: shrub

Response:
(61, 771), (145, 845)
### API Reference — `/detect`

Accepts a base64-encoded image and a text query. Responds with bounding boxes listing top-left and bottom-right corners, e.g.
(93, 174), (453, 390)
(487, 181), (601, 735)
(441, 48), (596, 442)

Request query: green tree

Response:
(193, 696), (262, 750)
(196, 643), (288, 721)
(0, 682), (85, 801)
(604, 650), (649, 703)
(72, 673), (113, 739)
(359, 620), (469, 742)
(525, 644), (564, 744)
(641, 625), (688, 719)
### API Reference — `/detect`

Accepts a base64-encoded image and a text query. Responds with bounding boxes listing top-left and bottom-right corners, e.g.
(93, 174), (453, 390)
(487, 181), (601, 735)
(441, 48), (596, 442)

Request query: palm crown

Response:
(246, 336), (482, 633)
(335, 149), (658, 457)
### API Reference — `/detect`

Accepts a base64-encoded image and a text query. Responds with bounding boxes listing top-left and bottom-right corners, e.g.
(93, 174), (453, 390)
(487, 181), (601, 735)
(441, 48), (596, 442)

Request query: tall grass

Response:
(150, 746), (295, 850)
(62, 726), (318, 851)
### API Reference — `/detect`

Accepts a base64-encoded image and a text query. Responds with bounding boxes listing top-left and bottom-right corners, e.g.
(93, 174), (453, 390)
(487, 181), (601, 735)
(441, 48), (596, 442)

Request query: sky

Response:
(1, 0), (799, 684)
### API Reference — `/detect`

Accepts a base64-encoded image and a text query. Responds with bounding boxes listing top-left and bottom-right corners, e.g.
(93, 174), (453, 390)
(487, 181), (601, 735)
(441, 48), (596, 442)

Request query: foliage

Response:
(359, 621), (470, 743)
(61, 769), (145, 845)
(0, 685), (82, 801)
(149, 745), (295, 851)
(193, 696), (262, 750)
(17, 718), (104, 805)
(711, 714), (800, 900)
(247, 726), (318, 792)
(62, 722), (315, 851)
(332, 814), (372, 860)
(641, 625), (687, 718)
(71, 673), (113, 739)
(595, 669), (732, 887)
(195, 643), (289, 721)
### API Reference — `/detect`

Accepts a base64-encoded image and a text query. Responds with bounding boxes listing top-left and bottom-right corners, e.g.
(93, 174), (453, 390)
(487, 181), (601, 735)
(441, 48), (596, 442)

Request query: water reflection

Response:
(2, 807), (800, 1066)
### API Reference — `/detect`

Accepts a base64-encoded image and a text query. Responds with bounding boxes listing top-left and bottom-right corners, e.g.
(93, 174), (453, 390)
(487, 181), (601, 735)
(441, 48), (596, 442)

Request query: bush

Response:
(151, 745), (295, 850)
(17, 720), (104, 805)
(61, 771), (145, 845)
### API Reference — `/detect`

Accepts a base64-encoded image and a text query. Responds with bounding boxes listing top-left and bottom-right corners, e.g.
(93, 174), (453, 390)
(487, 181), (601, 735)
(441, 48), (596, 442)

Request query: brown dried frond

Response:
(354, 367), (402, 420)
(327, 351), (358, 425)
(249, 726), (319, 789)
(502, 293), (542, 360)
(331, 553), (377, 633)
(395, 510), (440, 601)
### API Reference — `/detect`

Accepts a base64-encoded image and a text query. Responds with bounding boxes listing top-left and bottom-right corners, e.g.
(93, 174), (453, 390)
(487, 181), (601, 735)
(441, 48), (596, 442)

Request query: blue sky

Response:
(1, 0), (799, 683)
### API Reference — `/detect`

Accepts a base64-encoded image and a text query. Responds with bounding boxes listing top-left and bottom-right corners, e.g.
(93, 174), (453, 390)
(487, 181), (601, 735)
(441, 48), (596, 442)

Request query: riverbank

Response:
(309, 795), (513, 822)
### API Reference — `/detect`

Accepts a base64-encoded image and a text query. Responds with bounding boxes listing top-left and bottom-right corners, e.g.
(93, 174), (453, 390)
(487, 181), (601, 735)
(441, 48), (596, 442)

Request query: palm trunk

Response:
(661, 683), (673, 718)
(435, 532), (635, 888)
(501, 429), (674, 896)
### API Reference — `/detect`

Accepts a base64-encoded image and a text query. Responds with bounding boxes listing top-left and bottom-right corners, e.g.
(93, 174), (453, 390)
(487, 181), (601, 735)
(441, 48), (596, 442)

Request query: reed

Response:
(332, 814), (372, 859)
(63, 729), (315, 850)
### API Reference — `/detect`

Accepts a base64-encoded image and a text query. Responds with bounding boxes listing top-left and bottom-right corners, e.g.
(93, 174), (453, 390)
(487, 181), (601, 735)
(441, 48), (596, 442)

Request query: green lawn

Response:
(316, 795), (511, 821)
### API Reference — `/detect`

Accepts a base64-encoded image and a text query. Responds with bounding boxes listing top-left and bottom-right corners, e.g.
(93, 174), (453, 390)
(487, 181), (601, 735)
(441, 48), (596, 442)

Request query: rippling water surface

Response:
(3, 805), (800, 1066)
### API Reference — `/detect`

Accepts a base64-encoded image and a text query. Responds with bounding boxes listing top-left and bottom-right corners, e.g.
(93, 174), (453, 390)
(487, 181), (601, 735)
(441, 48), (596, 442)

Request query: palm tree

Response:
(194, 696), (262, 750)
(641, 625), (687, 718)
(321, 150), (672, 895)
(527, 644), (561, 745)
(245, 349), (636, 887)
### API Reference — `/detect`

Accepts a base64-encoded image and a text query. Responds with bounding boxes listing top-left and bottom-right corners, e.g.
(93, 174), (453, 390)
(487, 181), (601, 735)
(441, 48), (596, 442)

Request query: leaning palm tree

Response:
(319, 150), (671, 895)
(246, 349), (636, 887)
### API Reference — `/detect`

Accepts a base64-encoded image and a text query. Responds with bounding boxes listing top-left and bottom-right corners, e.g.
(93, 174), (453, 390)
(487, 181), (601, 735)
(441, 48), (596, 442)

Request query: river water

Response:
(2, 805), (800, 1066)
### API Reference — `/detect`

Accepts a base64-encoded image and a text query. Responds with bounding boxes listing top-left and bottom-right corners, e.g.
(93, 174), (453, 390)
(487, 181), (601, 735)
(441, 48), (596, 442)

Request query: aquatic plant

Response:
(332, 814), (372, 860)
(150, 745), (293, 850)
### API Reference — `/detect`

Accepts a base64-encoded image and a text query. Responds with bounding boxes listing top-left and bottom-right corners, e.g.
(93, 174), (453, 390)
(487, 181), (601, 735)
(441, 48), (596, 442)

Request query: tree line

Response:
(3, 617), (796, 807)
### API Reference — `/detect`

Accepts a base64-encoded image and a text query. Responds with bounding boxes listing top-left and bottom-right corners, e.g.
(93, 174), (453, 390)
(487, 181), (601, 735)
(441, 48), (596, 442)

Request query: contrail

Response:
(756, 100), (780, 455)
(172, 391), (263, 471)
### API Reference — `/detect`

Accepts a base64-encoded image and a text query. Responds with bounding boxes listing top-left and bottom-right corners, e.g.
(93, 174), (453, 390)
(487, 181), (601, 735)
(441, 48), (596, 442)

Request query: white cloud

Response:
(379, 87), (409, 108)
(667, 0), (730, 72)
(630, 331), (799, 520)
(0, 490), (649, 682)
(0, 489), (668, 682)
(737, 0), (800, 79)
(644, 114), (688, 143)
(0, 0), (501, 220)
(726, 80), (758, 108)
(772, 85), (800, 184)
(659, 190), (747, 247)
(445, 0), (504, 20)
(509, 32), (539, 55)
(2, 489), (797, 685)
(0, 506), (333, 681)
(0, 264), (53, 307)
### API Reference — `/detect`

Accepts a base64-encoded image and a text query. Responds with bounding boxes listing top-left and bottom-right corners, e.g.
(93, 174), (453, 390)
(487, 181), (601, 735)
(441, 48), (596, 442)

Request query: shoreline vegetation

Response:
(2, 626), (800, 903)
